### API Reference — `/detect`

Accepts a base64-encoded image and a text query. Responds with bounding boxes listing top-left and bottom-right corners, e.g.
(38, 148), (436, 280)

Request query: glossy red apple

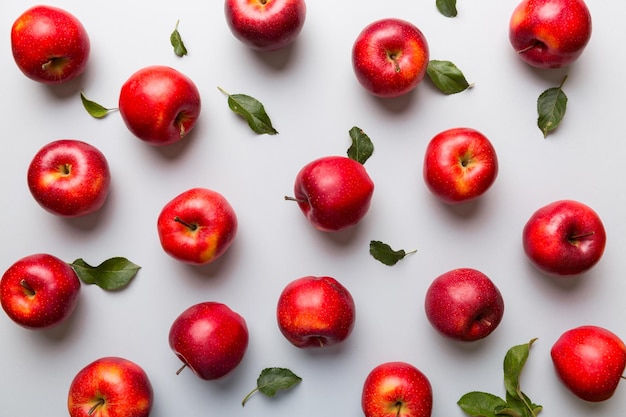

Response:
(522, 199), (606, 276)
(157, 187), (238, 265)
(118, 65), (201, 146)
(276, 276), (356, 348)
(424, 268), (504, 342)
(423, 127), (498, 204)
(27, 139), (111, 217)
(551, 325), (626, 402)
(509, 0), (592, 69)
(0, 253), (80, 329)
(224, 0), (306, 51)
(67, 356), (153, 417)
(362, 361), (433, 417)
(352, 18), (429, 98)
(169, 301), (249, 380)
(286, 155), (374, 232)
(11, 5), (90, 84)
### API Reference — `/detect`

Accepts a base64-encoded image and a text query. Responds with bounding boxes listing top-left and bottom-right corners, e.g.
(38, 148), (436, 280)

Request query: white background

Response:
(1, 0), (625, 416)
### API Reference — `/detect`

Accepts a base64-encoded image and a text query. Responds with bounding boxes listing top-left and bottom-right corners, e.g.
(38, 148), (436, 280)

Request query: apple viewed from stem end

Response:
(11, 5), (90, 84)
(423, 127), (499, 205)
(118, 65), (201, 146)
(169, 301), (249, 380)
(276, 276), (356, 348)
(352, 18), (429, 98)
(157, 188), (238, 265)
(424, 268), (505, 342)
(522, 199), (606, 276)
(551, 325), (626, 402)
(362, 361), (433, 417)
(68, 356), (153, 417)
(286, 155), (374, 232)
(509, 0), (592, 69)
(27, 139), (111, 217)
(224, 0), (307, 51)
(0, 253), (80, 329)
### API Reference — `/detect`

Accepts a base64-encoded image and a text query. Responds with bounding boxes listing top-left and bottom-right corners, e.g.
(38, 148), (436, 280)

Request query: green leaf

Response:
(427, 60), (471, 94)
(437, 0), (458, 17)
(170, 20), (188, 57)
(369, 240), (416, 266)
(457, 391), (507, 417)
(347, 126), (374, 164)
(80, 91), (116, 118)
(70, 257), (141, 291)
(503, 338), (536, 401)
(537, 75), (568, 138)
(241, 367), (302, 406)
(218, 87), (278, 135)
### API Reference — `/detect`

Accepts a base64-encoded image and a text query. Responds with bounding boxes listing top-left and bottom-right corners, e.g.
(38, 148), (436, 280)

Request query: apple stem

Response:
(284, 195), (308, 204)
(395, 401), (402, 417)
(19, 280), (35, 296)
(174, 216), (198, 231)
(87, 398), (105, 416)
(568, 231), (595, 244)
(516, 40), (543, 55)
(387, 52), (401, 73)
(175, 363), (188, 375)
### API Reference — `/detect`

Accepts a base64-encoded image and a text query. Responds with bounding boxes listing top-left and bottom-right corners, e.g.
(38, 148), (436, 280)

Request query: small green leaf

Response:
(347, 126), (374, 164)
(218, 87), (278, 135)
(241, 367), (302, 406)
(427, 60), (471, 94)
(537, 75), (568, 138)
(170, 20), (188, 57)
(369, 240), (416, 266)
(80, 91), (116, 118)
(503, 338), (537, 401)
(457, 391), (507, 417)
(437, 0), (458, 17)
(70, 257), (141, 291)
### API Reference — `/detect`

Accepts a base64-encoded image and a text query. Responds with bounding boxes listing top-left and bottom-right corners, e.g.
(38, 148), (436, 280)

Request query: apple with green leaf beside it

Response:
(509, 0), (592, 69)
(68, 356), (153, 417)
(11, 5), (90, 84)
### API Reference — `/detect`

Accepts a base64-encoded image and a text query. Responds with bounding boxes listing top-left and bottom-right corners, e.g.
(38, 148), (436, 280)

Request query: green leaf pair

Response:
(70, 257), (141, 291)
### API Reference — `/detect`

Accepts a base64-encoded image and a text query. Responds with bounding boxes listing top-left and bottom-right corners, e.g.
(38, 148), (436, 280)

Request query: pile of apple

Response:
(1, 0), (624, 416)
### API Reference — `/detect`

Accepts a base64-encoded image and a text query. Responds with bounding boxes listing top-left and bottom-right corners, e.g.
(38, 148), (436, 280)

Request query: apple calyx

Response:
(174, 216), (198, 231)
(19, 279), (35, 297)
(87, 398), (105, 416)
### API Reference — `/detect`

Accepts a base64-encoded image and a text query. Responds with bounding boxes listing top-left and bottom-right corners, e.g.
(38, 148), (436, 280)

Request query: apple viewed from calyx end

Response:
(157, 187), (238, 265)
(551, 325), (626, 402)
(11, 5), (90, 84)
(522, 199), (606, 276)
(276, 276), (356, 348)
(509, 0), (592, 69)
(224, 0), (306, 51)
(169, 301), (249, 380)
(68, 356), (153, 417)
(118, 65), (201, 146)
(424, 268), (505, 342)
(423, 127), (499, 205)
(0, 253), (80, 329)
(27, 139), (111, 217)
(362, 361), (433, 417)
(352, 18), (429, 98)
(287, 155), (374, 232)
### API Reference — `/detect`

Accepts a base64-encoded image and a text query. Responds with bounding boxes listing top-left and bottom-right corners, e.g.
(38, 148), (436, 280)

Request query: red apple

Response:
(11, 5), (90, 84)
(67, 356), (153, 417)
(118, 65), (201, 146)
(551, 325), (626, 402)
(276, 276), (356, 348)
(522, 199), (606, 276)
(287, 155), (374, 232)
(157, 187), (238, 265)
(27, 139), (111, 217)
(423, 127), (498, 205)
(224, 0), (306, 51)
(509, 0), (592, 69)
(169, 301), (249, 380)
(362, 361), (433, 417)
(424, 268), (504, 342)
(352, 18), (429, 98)
(0, 253), (80, 329)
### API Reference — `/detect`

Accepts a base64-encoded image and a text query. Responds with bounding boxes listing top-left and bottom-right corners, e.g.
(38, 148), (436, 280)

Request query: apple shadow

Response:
(369, 89), (417, 115)
(34, 295), (86, 342)
(180, 240), (240, 282)
(144, 122), (202, 162)
(316, 222), (367, 247)
(44, 69), (91, 100)
(524, 259), (589, 292)
(58, 188), (115, 232)
(439, 198), (484, 220)
(247, 40), (300, 71)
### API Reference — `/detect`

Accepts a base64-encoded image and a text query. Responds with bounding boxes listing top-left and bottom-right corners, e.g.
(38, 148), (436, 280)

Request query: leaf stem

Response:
(241, 387), (259, 407)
